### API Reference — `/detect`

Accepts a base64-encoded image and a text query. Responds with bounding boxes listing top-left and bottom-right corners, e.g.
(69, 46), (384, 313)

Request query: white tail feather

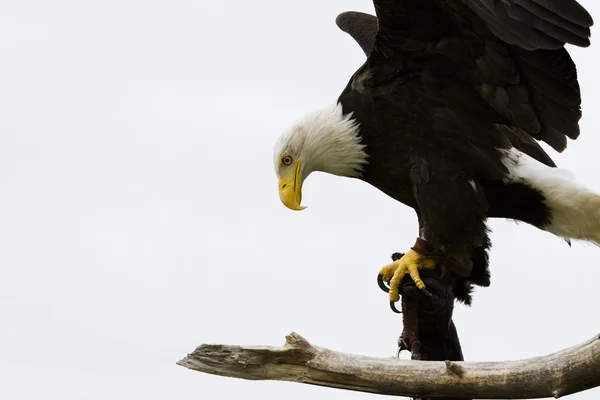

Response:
(502, 148), (600, 246)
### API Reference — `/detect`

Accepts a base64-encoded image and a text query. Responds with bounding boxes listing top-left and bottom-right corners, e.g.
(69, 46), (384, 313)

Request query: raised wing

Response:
(372, 0), (593, 51)
(463, 0), (593, 50)
(337, 0), (592, 152)
(336, 11), (378, 56)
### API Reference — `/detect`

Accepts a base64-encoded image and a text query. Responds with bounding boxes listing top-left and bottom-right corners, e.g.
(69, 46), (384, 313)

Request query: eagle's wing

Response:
(336, 11), (378, 56)
(463, 0), (592, 50)
(372, 0), (592, 50)
(337, 0), (592, 153)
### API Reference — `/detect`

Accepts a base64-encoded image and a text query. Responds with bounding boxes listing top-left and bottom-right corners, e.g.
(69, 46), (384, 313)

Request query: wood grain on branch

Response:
(177, 332), (600, 399)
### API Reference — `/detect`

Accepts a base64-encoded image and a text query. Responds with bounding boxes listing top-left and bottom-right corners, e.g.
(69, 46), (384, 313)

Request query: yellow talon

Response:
(378, 249), (436, 302)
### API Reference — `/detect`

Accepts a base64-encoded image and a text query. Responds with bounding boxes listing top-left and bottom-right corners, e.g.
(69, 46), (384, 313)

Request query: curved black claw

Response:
(420, 287), (433, 298)
(389, 300), (402, 313)
(377, 273), (390, 293)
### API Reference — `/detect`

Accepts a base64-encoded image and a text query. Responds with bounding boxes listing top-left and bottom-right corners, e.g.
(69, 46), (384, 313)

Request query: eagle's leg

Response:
(379, 249), (436, 303)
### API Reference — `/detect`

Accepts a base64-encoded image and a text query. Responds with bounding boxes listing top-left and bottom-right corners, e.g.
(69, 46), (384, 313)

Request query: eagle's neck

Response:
(293, 102), (369, 178)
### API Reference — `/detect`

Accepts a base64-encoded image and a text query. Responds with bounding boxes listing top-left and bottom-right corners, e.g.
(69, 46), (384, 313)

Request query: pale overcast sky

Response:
(1, 1), (599, 399)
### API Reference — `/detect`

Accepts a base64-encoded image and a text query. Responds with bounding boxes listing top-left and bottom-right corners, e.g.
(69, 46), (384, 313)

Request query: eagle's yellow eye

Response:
(281, 154), (293, 166)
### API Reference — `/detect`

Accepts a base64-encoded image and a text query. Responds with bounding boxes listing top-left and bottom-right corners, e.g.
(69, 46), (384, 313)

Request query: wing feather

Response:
(337, 0), (589, 154)
(461, 0), (592, 49)
(335, 12), (378, 56)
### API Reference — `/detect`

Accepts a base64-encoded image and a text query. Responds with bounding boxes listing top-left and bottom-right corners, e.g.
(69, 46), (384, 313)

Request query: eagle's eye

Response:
(281, 154), (293, 166)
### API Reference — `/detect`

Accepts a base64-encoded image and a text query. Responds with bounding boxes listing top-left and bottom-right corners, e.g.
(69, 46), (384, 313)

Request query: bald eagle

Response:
(273, 0), (596, 306)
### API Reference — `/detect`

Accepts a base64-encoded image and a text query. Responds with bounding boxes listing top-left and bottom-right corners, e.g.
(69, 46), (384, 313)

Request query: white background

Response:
(1, 0), (599, 398)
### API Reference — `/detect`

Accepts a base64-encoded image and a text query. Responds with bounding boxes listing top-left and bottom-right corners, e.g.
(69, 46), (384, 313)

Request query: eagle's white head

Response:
(273, 103), (368, 210)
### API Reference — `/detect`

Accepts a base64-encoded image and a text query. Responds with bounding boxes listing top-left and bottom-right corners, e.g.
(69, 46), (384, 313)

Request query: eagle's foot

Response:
(378, 249), (436, 305)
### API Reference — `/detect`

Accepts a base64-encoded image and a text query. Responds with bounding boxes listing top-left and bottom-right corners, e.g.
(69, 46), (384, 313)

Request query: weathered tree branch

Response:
(177, 332), (600, 399)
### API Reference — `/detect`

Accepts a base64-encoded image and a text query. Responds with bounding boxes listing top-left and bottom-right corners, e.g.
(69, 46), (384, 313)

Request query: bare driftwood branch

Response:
(177, 332), (600, 399)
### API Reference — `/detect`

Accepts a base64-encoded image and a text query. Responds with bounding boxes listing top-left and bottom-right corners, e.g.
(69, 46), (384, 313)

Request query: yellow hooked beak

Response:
(278, 158), (306, 211)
